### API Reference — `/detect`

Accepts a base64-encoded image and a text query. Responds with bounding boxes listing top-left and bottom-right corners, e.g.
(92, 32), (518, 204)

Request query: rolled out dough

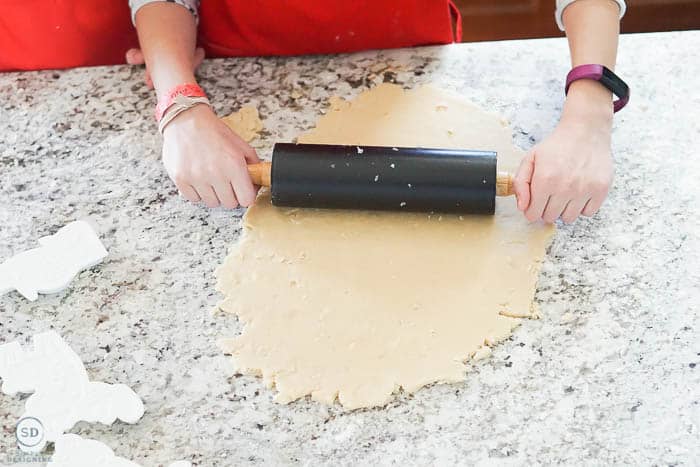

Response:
(221, 106), (263, 141)
(216, 84), (554, 409)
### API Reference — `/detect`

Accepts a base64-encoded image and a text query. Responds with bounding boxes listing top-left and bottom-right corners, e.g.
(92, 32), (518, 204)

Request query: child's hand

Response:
(513, 83), (614, 224)
(126, 47), (205, 89)
(162, 104), (260, 208)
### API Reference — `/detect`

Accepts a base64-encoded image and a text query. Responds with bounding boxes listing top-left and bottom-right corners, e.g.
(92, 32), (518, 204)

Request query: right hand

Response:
(162, 104), (260, 209)
(126, 47), (205, 89)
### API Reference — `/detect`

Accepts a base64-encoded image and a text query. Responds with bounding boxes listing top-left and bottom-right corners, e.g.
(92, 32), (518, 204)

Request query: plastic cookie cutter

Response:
(0, 331), (144, 453)
(0, 220), (108, 301)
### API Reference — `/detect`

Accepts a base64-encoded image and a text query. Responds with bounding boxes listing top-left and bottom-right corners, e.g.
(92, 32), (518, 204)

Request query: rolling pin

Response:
(247, 143), (515, 214)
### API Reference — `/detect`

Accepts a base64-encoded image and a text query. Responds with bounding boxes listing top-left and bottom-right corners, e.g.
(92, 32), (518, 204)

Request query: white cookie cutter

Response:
(0, 220), (108, 301)
(48, 434), (191, 467)
(0, 331), (144, 453)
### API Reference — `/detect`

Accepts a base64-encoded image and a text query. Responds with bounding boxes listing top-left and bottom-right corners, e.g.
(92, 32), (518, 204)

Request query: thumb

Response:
(513, 148), (535, 211)
(125, 48), (145, 65)
(241, 143), (261, 165)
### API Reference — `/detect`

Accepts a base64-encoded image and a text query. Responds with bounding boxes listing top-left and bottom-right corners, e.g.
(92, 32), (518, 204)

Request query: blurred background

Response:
(453, 0), (700, 41)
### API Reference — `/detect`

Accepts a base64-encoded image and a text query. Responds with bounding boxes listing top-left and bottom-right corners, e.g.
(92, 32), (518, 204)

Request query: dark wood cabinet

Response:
(453, 0), (700, 41)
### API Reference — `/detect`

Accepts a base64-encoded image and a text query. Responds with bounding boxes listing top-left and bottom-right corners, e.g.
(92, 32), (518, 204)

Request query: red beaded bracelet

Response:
(155, 83), (207, 122)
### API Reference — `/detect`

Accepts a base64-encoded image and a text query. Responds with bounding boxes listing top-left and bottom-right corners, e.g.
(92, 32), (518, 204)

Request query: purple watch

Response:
(565, 64), (630, 112)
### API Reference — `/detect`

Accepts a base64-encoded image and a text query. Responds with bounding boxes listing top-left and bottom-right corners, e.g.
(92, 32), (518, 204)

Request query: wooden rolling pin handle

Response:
(496, 172), (515, 197)
(248, 162), (272, 187)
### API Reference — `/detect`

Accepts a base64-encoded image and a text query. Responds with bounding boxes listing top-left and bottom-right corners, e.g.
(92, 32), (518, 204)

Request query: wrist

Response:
(155, 83), (209, 132)
(563, 80), (614, 125)
(162, 103), (211, 136)
(153, 71), (197, 100)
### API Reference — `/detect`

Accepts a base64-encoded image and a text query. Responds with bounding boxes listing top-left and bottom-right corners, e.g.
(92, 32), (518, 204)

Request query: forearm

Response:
(561, 0), (621, 120)
(134, 2), (198, 99)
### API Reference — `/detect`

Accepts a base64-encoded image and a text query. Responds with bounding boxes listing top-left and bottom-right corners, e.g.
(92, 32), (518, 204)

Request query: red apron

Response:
(0, 1), (461, 71)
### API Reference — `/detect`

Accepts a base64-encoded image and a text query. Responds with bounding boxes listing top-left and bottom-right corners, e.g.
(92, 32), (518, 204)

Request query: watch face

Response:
(601, 66), (630, 101)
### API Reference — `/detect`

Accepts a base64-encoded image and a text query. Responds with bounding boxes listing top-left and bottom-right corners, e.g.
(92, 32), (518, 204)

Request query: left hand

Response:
(513, 81), (614, 224)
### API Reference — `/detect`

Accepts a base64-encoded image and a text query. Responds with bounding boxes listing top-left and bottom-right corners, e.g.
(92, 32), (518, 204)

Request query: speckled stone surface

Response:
(1, 31), (698, 466)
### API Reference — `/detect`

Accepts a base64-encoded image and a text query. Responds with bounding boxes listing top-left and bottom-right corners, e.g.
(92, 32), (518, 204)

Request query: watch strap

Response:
(565, 64), (630, 112)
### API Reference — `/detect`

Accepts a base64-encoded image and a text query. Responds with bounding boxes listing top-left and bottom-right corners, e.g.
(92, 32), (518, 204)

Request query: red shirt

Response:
(0, 1), (460, 71)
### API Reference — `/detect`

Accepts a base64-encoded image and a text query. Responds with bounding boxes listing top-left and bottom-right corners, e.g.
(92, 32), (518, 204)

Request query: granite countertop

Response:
(1, 31), (698, 466)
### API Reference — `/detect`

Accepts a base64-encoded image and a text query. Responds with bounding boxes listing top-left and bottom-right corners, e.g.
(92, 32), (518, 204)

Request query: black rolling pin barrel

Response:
(247, 143), (514, 214)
